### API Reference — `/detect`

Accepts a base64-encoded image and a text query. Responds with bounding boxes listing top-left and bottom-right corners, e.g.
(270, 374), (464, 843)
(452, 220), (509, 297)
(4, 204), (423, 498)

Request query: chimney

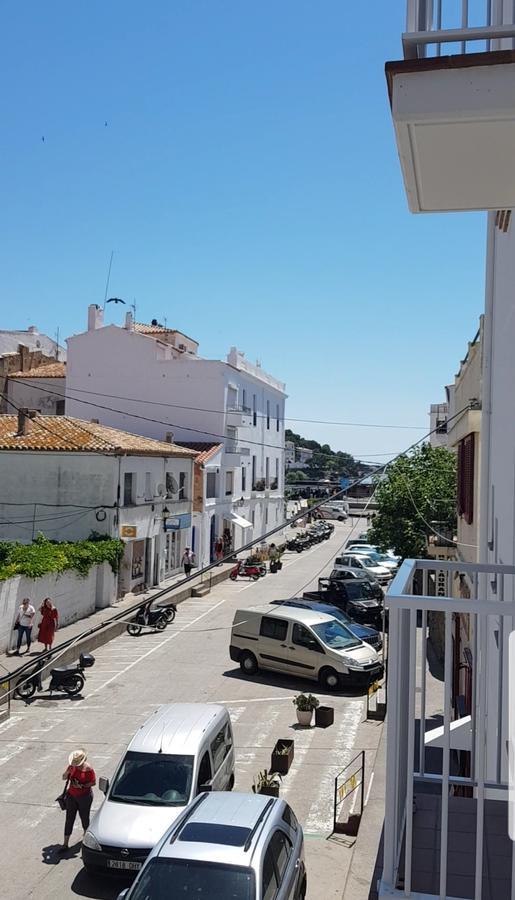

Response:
(165, 431), (174, 444)
(90, 418), (100, 424)
(125, 311), (134, 331)
(88, 304), (104, 331)
(27, 325), (38, 334)
(17, 408), (37, 436)
(18, 344), (30, 372)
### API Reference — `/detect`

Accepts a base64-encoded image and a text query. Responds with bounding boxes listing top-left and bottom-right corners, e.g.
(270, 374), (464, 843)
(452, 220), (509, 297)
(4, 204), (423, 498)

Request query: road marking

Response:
(364, 770), (375, 807)
(216, 695), (293, 704)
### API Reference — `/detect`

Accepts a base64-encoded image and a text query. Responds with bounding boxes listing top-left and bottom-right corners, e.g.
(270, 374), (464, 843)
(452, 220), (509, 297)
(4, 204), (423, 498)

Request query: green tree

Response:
(368, 444), (456, 559)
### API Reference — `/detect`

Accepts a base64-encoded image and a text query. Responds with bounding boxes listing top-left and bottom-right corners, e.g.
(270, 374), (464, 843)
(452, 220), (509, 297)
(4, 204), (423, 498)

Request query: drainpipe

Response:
(478, 212), (495, 565)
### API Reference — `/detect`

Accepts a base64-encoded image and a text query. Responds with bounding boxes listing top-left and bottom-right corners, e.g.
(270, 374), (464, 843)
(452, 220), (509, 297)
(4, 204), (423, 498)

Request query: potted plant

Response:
(271, 739), (294, 775)
(315, 705), (334, 728)
(293, 693), (319, 727)
(252, 769), (282, 797)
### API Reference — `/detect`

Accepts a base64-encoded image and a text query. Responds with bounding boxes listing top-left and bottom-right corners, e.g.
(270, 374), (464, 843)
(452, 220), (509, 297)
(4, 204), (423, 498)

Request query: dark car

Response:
(328, 568), (384, 602)
(270, 598), (382, 651)
(303, 577), (384, 629)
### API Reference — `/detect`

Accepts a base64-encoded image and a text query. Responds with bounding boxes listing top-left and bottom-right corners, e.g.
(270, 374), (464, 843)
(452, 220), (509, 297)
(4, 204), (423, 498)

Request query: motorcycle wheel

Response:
(127, 623), (142, 636)
(64, 674), (84, 696)
(15, 679), (36, 700)
(252, 573), (260, 581)
(230, 573), (238, 581)
(163, 606), (176, 623)
(155, 615), (168, 631)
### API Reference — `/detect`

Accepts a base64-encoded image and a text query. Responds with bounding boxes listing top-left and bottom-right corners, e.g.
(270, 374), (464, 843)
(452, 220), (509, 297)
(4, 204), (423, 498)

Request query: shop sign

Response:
(120, 525), (137, 538)
(164, 513), (192, 532)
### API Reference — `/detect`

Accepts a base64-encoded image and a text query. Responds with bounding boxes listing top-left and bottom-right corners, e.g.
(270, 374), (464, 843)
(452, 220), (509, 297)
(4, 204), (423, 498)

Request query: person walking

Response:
(59, 749), (96, 851)
(38, 598), (59, 651)
(182, 547), (196, 576)
(214, 537), (224, 565)
(14, 598), (36, 655)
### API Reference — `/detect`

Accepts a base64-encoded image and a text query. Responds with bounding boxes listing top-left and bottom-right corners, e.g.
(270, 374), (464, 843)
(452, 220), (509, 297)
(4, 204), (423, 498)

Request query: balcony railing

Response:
(381, 558), (515, 899)
(405, 0), (515, 59)
(225, 443), (251, 457)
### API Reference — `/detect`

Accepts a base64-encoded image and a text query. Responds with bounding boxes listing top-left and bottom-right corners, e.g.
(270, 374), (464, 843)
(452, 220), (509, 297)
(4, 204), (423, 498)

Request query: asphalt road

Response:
(0, 519), (370, 900)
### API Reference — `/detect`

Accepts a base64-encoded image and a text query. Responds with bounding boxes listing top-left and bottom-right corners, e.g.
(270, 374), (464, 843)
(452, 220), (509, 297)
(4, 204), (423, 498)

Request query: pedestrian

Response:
(14, 598), (36, 655)
(215, 537), (224, 565)
(59, 748), (96, 851)
(182, 547), (196, 576)
(38, 598), (59, 651)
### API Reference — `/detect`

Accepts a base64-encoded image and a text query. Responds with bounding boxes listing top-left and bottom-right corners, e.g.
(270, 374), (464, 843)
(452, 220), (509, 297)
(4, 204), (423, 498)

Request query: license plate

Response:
(107, 859), (142, 871)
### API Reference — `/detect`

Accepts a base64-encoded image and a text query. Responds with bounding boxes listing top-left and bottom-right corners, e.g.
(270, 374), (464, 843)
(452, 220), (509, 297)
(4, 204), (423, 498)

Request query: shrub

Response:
(0, 535), (125, 582)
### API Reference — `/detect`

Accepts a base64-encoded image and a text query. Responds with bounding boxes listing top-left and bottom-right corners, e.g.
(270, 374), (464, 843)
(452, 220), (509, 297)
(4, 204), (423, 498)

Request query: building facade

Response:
(429, 399), (449, 449)
(65, 306), (287, 568)
(6, 361), (66, 415)
(0, 412), (195, 595)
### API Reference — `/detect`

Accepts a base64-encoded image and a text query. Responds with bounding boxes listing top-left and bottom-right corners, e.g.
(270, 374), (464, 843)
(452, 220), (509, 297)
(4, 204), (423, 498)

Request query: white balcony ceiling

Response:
(388, 57), (515, 212)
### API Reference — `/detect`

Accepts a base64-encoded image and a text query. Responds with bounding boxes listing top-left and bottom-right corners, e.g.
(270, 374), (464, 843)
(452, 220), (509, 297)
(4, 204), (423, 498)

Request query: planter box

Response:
(257, 785), (280, 798)
(271, 739), (294, 775)
(315, 706), (334, 728)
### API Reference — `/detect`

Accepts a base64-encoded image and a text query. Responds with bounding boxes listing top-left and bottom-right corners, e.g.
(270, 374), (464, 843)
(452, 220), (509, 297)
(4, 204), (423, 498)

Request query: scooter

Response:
(126, 602), (169, 636)
(230, 560), (264, 581)
(14, 652), (95, 700)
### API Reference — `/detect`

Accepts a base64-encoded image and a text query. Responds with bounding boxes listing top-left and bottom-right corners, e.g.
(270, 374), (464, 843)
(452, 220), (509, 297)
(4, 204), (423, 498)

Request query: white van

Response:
(82, 703), (235, 875)
(230, 604), (382, 691)
(318, 501), (349, 521)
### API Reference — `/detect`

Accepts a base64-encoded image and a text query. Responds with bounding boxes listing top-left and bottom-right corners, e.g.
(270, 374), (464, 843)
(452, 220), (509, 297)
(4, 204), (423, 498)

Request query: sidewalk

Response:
(0, 563), (233, 680)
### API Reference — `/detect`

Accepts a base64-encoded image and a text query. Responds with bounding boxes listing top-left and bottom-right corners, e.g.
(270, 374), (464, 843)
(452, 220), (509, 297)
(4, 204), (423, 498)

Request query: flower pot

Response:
(271, 739), (294, 775)
(296, 709), (313, 727)
(258, 785), (280, 797)
(315, 706), (334, 728)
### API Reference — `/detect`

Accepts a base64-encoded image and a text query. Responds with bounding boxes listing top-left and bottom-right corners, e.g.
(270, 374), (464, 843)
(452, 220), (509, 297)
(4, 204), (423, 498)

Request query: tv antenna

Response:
(102, 251), (114, 308)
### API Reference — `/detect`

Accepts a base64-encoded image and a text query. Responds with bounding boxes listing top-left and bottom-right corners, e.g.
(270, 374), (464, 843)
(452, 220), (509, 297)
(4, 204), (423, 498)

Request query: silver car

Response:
(117, 791), (306, 900)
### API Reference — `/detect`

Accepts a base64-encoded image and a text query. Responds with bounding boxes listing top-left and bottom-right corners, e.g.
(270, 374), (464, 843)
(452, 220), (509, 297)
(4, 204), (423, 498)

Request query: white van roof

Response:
(128, 703), (227, 756)
(239, 604), (335, 627)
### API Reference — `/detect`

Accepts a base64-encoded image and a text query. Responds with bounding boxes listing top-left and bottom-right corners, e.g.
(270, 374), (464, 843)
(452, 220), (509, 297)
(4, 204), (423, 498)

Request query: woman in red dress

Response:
(38, 598), (58, 651)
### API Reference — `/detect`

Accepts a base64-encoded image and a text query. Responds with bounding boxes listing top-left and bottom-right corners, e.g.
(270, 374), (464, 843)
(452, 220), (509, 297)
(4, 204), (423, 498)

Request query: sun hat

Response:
(69, 749), (87, 766)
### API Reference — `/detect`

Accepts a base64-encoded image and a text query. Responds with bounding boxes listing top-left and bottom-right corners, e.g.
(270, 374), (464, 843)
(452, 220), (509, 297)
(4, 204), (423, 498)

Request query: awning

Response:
(231, 513), (253, 529)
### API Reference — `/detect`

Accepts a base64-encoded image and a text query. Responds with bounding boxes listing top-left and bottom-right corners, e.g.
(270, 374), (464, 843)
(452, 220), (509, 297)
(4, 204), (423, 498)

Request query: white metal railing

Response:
(404, 0), (515, 59)
(381, 558), (515, 900)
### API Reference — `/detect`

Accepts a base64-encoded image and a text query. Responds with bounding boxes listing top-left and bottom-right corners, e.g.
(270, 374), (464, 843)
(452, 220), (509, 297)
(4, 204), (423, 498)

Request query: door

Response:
(257, 616), (290, 672)
(196, 750), (212, 794)
(285, 623), (325, 680)
(261, 830), (295, 900)
(210, 720), (234, 790)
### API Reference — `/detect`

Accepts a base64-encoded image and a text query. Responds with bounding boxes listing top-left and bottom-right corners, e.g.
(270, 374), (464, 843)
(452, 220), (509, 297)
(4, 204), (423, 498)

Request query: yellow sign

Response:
(338, 773), (358, 802)
(120, 525), (137, 538)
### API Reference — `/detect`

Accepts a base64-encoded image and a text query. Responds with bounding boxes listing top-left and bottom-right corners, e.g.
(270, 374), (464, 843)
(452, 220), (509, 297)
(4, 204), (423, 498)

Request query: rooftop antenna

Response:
(102, 251), (114, 309)
(55, 327), (60, 360)
(164, 317), (167, 328)
(132, 298), (137, 320)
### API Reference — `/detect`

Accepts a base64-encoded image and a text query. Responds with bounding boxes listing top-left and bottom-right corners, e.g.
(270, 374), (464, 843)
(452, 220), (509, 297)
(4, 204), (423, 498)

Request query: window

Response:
(206, 471), (217, 499)
(123, 472), (134, 506)
(225, 470), (233, 496)
(242, 388), (247, 411)
(276, 403), (280, 432)
(436, 418), (447, 434)
(292, 623), (324, 653)
(458, 434), (475, 524)
(265, 457), (270, 488)
(166, 472), (178, 497)
(282, 806), (298, 832)
(269, 830), (292, 881)
(253, 394), (257, 427)
(129, 859), (254, 900)
(272, 457), (279, 490)
(241, 465), (246, 491)
(144, 472), (152, 501)
(262, 847), (278, 900)
(265, 506), (269, 526)
(251, 509), (255, 526)
(211, 723), (232, 772)
(197, 751), (212, 792)
(260, 616), (288, 641)
(266, 400), (270, 429)
(252, 455), (256, 489)
(179, 471), (188, 500)
(55, 400), (65, 415)
(109, 751), (194, 807)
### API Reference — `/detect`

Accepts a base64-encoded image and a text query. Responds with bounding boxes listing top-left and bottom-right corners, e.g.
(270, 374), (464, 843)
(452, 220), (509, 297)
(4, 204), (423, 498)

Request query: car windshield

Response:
(344, 581), (372, 600)
(109, 751), (194, 807)
(128, 858), (255, 899)
(312, 620), (361, 650)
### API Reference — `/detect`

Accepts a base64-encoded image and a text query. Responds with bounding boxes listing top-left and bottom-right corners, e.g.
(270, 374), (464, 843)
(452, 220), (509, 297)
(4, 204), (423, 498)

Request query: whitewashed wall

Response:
(0, 562), (116, 652)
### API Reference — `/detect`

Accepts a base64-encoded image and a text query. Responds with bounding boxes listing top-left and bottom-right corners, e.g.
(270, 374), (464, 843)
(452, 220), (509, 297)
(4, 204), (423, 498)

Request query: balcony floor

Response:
(399, 794), (511, 899)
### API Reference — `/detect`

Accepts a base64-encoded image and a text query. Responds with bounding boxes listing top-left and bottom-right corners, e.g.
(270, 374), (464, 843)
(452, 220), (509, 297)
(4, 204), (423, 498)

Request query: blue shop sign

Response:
(165, 513), (192, 531)
(340, 477), (350, 490)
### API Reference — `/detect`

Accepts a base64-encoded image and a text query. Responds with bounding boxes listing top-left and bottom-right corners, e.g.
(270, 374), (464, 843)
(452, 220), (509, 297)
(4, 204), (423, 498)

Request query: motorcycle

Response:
(126, 602), (169, 636)
(230, 560), (264, 581)
(14, 652), (95, 700)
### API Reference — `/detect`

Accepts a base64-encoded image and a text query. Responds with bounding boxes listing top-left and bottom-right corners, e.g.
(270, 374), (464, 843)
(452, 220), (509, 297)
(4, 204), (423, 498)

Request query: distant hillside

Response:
(285, 429), (360, 480)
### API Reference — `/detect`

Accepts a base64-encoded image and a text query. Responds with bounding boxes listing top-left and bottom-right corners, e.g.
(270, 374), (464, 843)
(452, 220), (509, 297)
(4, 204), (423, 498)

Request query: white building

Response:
(0, 411), (196, 595)
(428, 398), (449, 448)
(6, 360), (66, 415)
(383, 5), (515, 899)
(285, 440), (296, 466)
(65, 306), (287, 567)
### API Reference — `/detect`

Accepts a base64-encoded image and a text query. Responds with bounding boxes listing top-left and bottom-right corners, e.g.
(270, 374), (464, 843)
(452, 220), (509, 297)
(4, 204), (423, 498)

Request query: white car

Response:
(334, 553), (392, 586)
(346, 546), (399, 571)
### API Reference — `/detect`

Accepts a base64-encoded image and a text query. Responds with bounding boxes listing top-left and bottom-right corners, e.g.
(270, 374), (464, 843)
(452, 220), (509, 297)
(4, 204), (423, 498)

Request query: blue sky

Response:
(0, 1), (486, 460)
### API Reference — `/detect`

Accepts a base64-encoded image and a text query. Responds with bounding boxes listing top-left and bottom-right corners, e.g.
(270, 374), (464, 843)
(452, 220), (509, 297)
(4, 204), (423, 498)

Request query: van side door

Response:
(210, 719), (234, 790)
(258, 616), (290, 672)
(286, 623), (325, 679)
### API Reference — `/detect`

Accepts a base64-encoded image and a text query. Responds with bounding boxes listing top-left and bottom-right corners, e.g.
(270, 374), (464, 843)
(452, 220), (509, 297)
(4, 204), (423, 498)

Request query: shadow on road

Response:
(222, 666), (368, 699)
(71, 868), (132, 899)
(42, 841), (81, 865)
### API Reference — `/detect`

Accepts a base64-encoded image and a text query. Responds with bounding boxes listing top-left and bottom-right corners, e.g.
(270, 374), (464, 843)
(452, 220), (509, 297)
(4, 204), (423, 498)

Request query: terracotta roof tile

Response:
(0, 415), (198, 457)
(175, 441), (223, 465)
(134, 322), (174, 334)
(8, 362), (66, 379)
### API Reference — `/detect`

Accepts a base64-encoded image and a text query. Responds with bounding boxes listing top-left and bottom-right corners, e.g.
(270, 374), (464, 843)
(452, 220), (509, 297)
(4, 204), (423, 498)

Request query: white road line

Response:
(216, 695), (293, 704)
(87, 596), (229, 698)
(364, 770), (375, 807)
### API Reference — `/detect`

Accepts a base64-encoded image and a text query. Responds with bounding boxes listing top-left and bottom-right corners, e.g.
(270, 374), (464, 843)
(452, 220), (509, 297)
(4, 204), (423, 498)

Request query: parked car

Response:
(82, 704), (235, 875)
(334, 553), (392, 586)
(270, 598), (382, 651)
(346, 546), (399, 572)
(230, 604), (382, 689)
(328, 567), (384, 601)
(303, 577), (384, 629)
(115, 791), (306, 900)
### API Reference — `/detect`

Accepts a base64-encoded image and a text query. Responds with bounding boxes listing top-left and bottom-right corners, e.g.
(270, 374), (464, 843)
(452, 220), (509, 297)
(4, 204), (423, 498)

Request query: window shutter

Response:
(458, 435), (475, 525)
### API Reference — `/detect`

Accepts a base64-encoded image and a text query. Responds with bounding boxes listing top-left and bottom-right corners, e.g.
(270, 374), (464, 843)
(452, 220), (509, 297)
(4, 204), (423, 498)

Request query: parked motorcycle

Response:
(230, 560), (264, 581)
(126, 601), (169, 636)
(14, 652), (95, 700)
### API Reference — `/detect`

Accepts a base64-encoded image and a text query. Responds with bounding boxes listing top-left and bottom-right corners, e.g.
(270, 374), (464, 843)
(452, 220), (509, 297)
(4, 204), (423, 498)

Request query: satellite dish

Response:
(166, 476), (179, 495)
(156, 483), (166, 497)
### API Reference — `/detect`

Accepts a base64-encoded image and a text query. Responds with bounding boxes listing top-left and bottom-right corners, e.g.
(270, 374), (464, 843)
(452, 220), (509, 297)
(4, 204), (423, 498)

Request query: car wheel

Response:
(319, 667), (340, 691)
(239, 651), (258, 676)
